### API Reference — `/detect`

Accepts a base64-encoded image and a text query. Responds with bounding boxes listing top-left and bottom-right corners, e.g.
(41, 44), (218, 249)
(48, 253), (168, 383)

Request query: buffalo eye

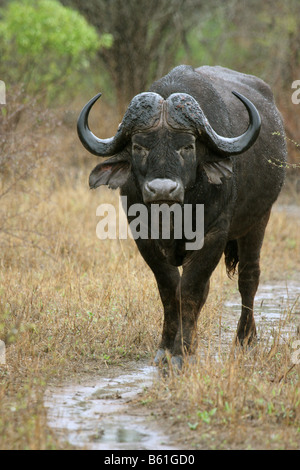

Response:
(132, 143), (146, 152)
(180, 143), (195, 154)
(132, 143), (148, 159)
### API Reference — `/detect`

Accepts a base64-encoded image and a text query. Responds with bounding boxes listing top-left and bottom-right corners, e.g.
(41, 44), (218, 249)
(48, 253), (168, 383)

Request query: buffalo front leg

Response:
(171, 229), (228, 365)
(134, 239), (180, 362)
(236, 210), (271, 346)
(173, 279), (210, 358)
(153, 266), (181, 364)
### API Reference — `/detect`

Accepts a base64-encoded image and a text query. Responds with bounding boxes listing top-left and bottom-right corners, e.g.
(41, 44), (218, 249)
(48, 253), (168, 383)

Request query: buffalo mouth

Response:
(146, 200), (183, 206)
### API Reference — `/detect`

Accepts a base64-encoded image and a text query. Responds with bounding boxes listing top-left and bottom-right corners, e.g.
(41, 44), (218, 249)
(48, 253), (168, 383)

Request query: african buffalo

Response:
(77, 65), (286, 368)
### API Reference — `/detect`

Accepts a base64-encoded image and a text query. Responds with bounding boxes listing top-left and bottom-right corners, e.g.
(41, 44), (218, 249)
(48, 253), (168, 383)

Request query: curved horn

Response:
(77, 92), (165, 157)
(77, 93), (128, 157)
(202, 91), (261, 156)
(166, 92), (261, 157)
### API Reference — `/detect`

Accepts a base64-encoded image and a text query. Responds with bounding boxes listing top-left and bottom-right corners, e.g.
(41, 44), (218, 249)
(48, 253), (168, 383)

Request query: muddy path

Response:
(44, 361), (181, 450)
(44, 278), (300, 450)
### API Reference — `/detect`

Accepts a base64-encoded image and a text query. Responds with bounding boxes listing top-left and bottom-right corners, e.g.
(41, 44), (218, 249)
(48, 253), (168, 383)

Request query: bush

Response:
(0, 0), (112, 101)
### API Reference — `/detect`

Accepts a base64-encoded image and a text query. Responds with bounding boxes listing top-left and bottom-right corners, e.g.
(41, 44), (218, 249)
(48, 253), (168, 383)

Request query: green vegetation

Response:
(0, 0), (112, 100)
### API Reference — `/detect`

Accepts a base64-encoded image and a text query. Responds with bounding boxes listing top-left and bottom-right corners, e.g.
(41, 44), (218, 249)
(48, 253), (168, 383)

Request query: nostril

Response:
(145, 181), (157, 195)
(169, 182), (179, 194)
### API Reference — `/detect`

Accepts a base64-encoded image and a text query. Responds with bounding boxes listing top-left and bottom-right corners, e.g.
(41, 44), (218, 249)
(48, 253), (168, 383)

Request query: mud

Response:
(224, 280), (300, 335)
(45, 279), (300, 450)
(45, 362), (178, 450)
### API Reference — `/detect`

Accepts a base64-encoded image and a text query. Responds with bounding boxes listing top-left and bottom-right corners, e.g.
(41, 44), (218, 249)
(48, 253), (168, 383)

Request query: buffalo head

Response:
(77, 91), (261, 204)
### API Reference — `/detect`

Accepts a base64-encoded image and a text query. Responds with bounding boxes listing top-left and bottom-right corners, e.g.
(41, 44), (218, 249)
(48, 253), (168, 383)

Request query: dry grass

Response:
(0, 102), (299, 449)
(145, 342), (300, 449)
(138, 193), (300, 450)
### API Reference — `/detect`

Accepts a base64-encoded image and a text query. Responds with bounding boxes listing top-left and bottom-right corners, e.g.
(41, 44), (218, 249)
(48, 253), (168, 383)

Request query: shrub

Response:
(0, 0), (112, 100)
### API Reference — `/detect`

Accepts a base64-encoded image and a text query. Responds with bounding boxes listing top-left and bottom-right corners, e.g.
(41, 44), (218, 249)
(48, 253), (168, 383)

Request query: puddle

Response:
(45, 362), (176, 450)
(45, 280), (300, 450)
(224, 280), (300, 340)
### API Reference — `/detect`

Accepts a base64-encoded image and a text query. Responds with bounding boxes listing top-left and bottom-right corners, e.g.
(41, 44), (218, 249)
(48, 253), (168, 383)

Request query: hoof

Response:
(235, 335), (259, 358)
(170, 355), (197, 371)
(170, 355), (183, 371)
(236, 334), (258, 348)
(154, 348), (166, 365)
(236, 325), (257, 348)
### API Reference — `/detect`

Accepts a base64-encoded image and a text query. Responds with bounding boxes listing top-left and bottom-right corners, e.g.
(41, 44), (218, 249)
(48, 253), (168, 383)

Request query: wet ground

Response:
(44, 362), (178, 450)
(225, 280), (300, 337)
(44, 278), (300, 450)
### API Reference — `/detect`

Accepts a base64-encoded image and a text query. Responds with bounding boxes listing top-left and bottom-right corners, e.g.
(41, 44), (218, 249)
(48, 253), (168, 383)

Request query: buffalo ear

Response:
(203, 158), (232, 185)
(89, 155), (130, 189)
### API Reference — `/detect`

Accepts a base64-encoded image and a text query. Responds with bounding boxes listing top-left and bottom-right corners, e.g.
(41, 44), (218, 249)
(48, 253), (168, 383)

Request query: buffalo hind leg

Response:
(236, 210), (271, 346)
